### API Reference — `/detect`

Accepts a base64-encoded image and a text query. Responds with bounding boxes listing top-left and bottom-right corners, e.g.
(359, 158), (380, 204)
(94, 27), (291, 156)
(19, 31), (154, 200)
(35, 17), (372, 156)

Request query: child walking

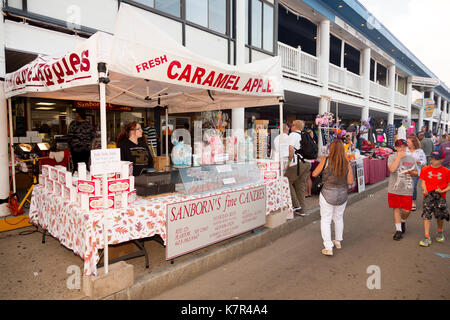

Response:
(387, 139), (418, 240)
(418, 149), (450, 247)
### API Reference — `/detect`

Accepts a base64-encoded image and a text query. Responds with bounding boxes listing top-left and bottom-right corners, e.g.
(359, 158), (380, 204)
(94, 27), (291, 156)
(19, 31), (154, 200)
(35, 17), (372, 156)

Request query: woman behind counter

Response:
(117, 122), (154, 176)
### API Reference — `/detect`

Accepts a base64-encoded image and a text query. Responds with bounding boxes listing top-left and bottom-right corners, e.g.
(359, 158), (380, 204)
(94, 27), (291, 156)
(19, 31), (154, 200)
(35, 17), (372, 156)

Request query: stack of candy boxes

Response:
(40, 161), (136, 211)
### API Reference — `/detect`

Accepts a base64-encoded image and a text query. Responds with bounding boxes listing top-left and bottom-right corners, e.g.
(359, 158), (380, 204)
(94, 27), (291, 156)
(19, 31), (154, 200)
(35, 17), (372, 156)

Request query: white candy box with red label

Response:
(49, 167), (59, 181)
(88, 196), (115, 210)
(107, 179), (131, 194)
(77, 180), (98, 195)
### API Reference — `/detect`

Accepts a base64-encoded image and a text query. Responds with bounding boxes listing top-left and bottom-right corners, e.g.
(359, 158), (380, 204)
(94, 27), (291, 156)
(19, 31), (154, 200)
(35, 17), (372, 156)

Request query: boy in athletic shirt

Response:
(418, 149), (450, 247)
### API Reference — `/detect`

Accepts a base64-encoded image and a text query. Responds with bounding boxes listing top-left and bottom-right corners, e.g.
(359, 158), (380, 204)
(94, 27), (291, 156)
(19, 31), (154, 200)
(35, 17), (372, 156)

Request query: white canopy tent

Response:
(5, 3), (286, 274)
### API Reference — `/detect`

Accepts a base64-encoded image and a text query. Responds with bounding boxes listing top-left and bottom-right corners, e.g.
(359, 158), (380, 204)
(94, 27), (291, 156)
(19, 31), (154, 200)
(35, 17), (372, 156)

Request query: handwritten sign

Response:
(90, 149), (122, 175)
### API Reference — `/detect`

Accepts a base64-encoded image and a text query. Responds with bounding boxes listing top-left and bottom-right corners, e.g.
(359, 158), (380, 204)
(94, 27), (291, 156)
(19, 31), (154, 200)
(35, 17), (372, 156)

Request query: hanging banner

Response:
(110, 4), (283, 98)
(166, 185), (266, 260)
(424, 98), (435, 117)
(3, 33), (110, 99)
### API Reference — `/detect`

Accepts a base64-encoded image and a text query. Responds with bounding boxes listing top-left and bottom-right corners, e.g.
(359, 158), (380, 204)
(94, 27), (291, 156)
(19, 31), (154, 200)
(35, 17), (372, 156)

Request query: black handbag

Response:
(311, 157), (328, 195)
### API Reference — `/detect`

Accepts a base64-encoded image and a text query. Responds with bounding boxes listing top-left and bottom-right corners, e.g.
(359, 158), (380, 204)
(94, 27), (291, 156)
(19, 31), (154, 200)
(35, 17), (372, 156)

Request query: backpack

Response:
(293, 131), (318, 175)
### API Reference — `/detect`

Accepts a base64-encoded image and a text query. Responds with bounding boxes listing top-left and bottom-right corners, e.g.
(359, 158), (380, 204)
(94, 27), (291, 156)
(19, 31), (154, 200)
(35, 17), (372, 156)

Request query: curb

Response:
(104, 179), (388, 300)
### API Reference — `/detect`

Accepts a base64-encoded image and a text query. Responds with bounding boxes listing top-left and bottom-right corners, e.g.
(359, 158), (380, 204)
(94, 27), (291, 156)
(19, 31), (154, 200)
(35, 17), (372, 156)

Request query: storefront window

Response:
(329, 34), (341, 67)
(377, 63), (387, 87)
(185, 0), (227, 34)
(29, 99), (73, 142)
(397, 75), (406, 94)
(155, 0), (180, 17)
(186, 0), (208, 27)
(263, 2), (273, 52)
(133, 0), (181, 17)
(209, 0), (227, 34)
(344, 43), (360, 75)
(251, 0), (262, 48)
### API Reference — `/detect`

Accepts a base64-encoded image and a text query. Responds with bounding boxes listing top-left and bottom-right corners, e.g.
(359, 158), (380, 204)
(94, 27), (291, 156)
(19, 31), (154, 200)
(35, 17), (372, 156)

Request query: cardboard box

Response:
(13, 137), (19, 144)
(88, 195), (115, 210)
(78, 163), (87, 179)
(77, 180), (97, 195)
(45, 179), (54, 193)
(120, 161), (133, 178)
(26, 131), (39, 137)
(31, 136), (42, 143)
(63, 186), (76, 202)
(58, 171), (72, 188)
(263, 170), (278, 180)
(107, 178), (131, 194)
(54, 182), (62, 197)
(38, 174), (45, 186)
(41, 165), (50, 177)
(49, 167), (59, 181)
(19, 136), (31, 143)
(128, 189), (137, 204)
(153, 156), (167, 172)
(265, 209), (287, 229)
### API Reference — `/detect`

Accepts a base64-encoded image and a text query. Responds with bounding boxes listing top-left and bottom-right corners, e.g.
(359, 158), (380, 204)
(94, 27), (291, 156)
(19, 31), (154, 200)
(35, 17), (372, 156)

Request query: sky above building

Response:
(358, 0), (450, 88)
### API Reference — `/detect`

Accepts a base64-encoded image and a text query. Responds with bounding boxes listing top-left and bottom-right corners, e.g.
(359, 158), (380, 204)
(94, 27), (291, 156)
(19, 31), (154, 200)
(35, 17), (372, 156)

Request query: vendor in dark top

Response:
(117, 121), (153, 176)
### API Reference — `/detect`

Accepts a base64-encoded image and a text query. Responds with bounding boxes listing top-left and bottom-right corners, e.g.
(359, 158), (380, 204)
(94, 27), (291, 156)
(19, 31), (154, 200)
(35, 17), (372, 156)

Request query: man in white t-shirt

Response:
(285, 120), (312, 214)
(272, 123), (289, 168)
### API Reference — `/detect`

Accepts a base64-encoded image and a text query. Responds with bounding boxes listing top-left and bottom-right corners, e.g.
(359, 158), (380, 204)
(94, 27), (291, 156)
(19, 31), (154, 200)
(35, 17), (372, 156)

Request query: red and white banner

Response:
(4, 33), (107, 98)
(166, 185), (266, 260)
(110, 4), (283, 98)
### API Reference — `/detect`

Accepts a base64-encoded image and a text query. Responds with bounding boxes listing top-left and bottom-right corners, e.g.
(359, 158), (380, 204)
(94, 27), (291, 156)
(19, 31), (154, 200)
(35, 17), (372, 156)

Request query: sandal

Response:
(321, 249), (333, 256)
(411, 205), (416, 211)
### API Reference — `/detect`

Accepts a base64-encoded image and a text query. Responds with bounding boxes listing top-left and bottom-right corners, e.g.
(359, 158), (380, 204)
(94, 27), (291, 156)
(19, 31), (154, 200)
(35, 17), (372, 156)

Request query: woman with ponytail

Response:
(117, 121), (153, 176)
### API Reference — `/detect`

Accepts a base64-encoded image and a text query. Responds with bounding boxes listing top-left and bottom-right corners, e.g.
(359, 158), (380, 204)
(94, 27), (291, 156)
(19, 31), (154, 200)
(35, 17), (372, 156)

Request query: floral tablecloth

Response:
(29, 178), (292, 276)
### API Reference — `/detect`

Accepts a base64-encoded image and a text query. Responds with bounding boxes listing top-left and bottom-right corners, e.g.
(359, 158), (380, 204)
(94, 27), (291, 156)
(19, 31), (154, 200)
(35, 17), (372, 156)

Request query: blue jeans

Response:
(412, 176), (419, 201)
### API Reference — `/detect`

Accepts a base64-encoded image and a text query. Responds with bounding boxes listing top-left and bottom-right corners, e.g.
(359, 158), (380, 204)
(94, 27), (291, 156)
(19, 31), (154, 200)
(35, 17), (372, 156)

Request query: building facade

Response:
(0, 0), (449, 214)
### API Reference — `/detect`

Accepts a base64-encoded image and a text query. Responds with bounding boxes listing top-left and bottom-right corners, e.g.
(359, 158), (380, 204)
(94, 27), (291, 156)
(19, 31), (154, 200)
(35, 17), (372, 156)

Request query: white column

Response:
(232, 0), (246, 137)
(0, 83), (10, 217)
(406, 77), (412, 127)
(429, 91), (434, 132)
(445, 100), (449, 131)
(0, 15), (9, 216)
(361, 48), (371, 121)
(318, 20), (330, 91)
(388, 65), (396, 125)
(418, 102), (424, 132)
(437, 95), (442, 134)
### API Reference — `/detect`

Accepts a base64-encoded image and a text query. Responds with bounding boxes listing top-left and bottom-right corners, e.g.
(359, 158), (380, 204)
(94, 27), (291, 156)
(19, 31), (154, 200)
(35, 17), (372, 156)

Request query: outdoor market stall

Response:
(5, 4), (291, 276)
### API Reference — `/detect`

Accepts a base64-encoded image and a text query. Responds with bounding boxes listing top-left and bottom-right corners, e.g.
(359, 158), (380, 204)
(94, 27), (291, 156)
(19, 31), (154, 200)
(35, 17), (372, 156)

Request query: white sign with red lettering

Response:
(4, 32), (106, 98)
(166, 185), (266, 260)
(110, 4), (283, 98)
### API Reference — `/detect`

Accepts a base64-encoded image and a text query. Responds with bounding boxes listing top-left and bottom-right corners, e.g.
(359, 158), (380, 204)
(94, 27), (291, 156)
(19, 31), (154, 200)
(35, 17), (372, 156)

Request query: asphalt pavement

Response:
(153, 185), (450, 300)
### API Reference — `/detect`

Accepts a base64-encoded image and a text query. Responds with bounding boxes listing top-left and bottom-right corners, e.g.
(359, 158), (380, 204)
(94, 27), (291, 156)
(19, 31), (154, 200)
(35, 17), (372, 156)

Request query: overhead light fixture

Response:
(35, 107), (55, 110)
(36, 102), (56, 106)
(361, 23), (365, 27)
(338, 5), (343, 8)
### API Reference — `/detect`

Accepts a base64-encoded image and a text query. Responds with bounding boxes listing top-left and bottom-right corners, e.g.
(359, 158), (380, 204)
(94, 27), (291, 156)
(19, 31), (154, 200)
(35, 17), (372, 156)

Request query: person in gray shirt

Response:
(421, 132), (434, 165)
(388, 139), (418, 241)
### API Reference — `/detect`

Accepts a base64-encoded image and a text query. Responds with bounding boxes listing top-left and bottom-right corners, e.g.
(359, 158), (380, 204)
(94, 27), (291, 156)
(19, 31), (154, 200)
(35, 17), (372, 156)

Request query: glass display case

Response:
(175, 162), (263, 195)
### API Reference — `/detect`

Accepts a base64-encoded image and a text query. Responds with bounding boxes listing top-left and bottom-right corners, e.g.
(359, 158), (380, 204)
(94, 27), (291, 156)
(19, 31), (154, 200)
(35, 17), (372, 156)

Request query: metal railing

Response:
(278, 42), (319, 83)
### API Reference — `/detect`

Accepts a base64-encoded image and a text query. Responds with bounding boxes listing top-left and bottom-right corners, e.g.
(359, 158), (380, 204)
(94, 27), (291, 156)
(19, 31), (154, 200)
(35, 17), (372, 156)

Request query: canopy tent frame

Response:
(4, 3), (287, 275)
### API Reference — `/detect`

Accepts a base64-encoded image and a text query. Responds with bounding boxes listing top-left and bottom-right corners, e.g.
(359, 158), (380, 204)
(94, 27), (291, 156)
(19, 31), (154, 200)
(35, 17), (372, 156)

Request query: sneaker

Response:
(436, 233), (445, 243)
(401, 222), (406, 234)
(419, 237), (432, 247)
(292, 206), (302, 212)
(393, 231), (403, 241)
